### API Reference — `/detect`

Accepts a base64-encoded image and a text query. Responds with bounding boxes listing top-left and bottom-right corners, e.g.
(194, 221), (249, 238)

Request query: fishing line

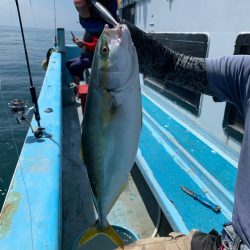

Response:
(46, 135), (85, 170)
(0, 74), (34, 249)
(14, 0), (42, 129)
(34, 129), (85, 170)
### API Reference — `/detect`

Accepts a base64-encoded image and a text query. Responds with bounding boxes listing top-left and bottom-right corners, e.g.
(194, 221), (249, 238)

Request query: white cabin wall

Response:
(134, 0), (250, 153)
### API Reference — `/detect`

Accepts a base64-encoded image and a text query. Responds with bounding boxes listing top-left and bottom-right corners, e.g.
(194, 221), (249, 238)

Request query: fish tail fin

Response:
(103, 225), (124, 249)
(79, 225), (98, 246)
(79, 223), (124, 249)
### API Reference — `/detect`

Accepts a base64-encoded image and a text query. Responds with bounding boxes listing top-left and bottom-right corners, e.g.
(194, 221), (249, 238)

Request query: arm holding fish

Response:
(73, 1), (213, 96)
(124, 21), (215, 97)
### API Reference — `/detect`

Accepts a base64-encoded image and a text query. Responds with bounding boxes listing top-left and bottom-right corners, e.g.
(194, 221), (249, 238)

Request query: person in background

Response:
(67, 0), (117, 90)
(66, 31), (98, 89)
(72, 1), (250, 249)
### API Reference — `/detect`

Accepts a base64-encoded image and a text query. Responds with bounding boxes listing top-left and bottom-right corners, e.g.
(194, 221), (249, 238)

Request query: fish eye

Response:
(102, 46), (109, 54)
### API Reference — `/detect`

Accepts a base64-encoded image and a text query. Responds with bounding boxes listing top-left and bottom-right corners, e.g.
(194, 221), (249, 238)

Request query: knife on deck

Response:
(181, 186), (221, 213)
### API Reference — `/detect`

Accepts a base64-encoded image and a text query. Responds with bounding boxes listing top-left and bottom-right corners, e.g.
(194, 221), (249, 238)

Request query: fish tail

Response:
(102, 226), (124, 249)
(79, 223), (124, 249)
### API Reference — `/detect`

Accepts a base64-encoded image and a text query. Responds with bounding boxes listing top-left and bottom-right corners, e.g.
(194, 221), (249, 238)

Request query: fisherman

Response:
(73, 1), (250, 249)
(68, 0), (117, 91)
(66, 31), (98, 88)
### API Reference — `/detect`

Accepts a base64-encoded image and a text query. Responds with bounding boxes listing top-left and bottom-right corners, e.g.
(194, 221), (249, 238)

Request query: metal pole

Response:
(14, 0), (41, 127)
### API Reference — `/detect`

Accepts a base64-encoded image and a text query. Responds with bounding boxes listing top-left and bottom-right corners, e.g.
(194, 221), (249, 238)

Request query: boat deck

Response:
(136, 84), (237, 234)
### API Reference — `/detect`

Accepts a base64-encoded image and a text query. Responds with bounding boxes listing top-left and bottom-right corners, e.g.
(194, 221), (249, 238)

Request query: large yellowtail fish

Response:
(79, 24), (142, 248)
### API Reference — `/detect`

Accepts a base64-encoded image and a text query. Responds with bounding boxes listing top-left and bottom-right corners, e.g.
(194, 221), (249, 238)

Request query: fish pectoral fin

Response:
(103, 91), (120, 127)
(79, 224), (124, 249)
(110, 94), (121, 109)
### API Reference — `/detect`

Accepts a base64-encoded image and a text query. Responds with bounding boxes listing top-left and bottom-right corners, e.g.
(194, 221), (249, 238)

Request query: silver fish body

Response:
(80, 24), (142, 245)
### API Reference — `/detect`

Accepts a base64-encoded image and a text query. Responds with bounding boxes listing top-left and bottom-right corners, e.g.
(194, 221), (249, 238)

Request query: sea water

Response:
(0, 25), (81, 210)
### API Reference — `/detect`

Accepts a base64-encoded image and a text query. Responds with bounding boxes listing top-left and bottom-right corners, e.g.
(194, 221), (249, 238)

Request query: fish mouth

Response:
(101, 24), (130, 72)
(103, 24), (127, 43)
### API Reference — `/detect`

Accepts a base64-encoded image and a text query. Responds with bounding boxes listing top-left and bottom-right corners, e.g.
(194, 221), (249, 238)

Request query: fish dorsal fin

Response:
(79, 222), (124, 249)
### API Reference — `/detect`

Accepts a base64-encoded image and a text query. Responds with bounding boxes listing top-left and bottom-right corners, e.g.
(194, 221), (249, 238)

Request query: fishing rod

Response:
(10, 0), (43, 138)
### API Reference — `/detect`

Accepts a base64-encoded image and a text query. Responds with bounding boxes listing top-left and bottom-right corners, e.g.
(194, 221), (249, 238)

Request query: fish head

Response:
(94, 24), (138, 92)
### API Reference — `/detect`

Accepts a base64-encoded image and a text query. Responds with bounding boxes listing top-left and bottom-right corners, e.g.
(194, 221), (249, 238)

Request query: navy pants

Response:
(66, 52), (93, 80)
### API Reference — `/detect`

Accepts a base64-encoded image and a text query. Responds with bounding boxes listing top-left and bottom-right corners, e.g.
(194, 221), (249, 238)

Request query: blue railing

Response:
(0, 52), (62, 249)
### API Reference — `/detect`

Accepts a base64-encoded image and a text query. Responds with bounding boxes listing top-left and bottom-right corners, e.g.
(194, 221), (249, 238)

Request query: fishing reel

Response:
(8, 99), (44, 138)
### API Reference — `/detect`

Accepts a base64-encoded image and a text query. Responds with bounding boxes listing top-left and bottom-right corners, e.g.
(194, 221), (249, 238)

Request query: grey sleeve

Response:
(206, 55), (250, 116)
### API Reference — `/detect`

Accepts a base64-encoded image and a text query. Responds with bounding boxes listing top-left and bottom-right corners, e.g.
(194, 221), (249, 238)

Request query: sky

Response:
(0, 0), (82, 31)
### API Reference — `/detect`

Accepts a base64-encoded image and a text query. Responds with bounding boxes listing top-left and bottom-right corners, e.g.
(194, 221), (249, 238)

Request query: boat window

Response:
(143, 33), (208, 116)
(222, 34), (249, 143)
(121, 3), (136, 24)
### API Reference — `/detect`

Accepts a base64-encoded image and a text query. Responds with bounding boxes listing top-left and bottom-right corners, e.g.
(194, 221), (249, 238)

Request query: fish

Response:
(79, 24), (142, 248)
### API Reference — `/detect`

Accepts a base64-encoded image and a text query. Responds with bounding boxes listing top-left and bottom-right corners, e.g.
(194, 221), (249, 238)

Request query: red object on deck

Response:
(78, 84), (89, 114)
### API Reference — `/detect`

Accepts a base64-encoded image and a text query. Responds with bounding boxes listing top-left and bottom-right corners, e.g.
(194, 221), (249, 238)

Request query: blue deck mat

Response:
(142, 95), (237, 194)
(140, 123), (228, 232)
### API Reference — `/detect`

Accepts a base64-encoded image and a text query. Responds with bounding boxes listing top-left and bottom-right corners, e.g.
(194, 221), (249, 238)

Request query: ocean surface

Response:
(0, 25), (81, 210)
